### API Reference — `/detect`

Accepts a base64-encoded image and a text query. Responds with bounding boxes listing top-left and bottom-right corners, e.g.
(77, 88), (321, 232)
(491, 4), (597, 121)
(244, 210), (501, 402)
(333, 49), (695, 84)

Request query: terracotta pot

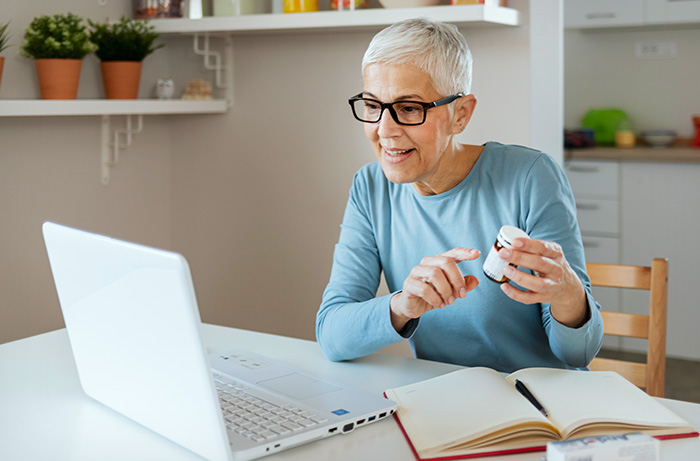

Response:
(100, 61), (143, 99)
(0, 57), (5, 90)
(35, 59), (82, 99)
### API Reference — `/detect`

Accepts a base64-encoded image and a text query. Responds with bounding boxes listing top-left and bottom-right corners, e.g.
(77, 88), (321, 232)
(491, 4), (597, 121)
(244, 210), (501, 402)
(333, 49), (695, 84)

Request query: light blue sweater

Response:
(316, 142), (603, 373)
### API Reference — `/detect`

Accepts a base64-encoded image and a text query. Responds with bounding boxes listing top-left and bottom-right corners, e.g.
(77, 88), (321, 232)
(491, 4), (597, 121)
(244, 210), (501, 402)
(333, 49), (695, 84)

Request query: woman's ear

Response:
(452, 94), (477, 135)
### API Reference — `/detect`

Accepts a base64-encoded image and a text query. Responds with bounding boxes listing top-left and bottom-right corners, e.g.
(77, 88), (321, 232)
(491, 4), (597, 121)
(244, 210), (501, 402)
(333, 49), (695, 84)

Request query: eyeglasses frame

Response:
(348, 92), (464, 126)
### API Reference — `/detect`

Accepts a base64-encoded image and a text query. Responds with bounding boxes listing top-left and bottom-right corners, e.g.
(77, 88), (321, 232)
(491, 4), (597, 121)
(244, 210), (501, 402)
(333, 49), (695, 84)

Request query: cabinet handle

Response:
(567, 165), (600, 173)
(576, 202), (600, 211)
(586, 12), (616, 20)
(582, 240), (601, 248)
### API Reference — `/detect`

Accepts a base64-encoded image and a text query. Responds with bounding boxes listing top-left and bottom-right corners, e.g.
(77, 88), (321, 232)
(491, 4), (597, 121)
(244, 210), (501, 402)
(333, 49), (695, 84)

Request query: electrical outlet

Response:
(635, 40), (677, 59)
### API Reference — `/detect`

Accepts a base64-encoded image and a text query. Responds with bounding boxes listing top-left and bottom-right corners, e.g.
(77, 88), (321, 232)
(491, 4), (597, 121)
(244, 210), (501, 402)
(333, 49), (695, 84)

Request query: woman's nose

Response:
(376, 109), (403, 137)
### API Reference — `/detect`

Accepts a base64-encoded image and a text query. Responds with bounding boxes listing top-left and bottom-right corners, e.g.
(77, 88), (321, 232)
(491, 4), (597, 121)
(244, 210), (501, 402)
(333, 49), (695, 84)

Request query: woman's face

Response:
(361, 62), (473, 193)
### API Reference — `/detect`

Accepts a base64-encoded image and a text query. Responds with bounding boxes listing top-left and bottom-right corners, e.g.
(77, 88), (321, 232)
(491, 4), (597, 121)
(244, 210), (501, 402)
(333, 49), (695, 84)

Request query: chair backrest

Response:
(586, 258), (668, 397)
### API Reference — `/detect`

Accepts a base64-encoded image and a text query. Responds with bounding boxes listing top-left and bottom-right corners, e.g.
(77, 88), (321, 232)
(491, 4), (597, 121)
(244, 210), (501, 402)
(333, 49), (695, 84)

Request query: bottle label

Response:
(483, 244), (508, 282)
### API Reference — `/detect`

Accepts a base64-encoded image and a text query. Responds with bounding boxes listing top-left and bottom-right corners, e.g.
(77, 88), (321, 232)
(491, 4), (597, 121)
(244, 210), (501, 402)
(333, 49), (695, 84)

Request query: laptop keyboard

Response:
(214, 372), (329, 443)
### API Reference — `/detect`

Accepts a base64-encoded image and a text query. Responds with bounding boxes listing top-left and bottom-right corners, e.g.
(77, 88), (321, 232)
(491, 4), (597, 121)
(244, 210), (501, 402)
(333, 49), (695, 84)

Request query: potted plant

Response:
(88, 17), (164, 99)
(19, 13), (96, 99)
(0, 21), (10, 90)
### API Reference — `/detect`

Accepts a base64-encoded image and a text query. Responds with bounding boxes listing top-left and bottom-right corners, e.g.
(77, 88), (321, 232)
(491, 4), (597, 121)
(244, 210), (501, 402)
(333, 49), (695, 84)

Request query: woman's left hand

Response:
(497, 237), (589, 328)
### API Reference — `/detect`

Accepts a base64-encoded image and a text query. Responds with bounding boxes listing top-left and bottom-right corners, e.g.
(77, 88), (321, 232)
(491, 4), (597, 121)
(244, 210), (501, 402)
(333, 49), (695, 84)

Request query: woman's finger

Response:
(403, 276), (445, 311)
(440, 247), (481, 262)
(411, 263), (455, 305)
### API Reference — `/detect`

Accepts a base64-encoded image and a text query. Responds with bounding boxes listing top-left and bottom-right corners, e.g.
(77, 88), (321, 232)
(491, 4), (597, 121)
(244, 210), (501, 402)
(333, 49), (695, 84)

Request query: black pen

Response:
(515, 379), (549, 417)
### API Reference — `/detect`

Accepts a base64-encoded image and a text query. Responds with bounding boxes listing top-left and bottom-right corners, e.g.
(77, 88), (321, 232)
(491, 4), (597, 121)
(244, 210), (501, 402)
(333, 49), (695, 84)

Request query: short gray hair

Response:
(362, 17), (473, 96)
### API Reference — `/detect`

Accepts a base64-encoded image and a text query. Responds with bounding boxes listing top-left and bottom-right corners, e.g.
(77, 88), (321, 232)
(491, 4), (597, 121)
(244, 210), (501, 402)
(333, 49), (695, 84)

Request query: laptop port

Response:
(328, 427), (338, 434)
(379, 412), (387, 418)
(357, 418), (365, 425)
(368, 416), (376, 422)
(342, 423), (354, 433)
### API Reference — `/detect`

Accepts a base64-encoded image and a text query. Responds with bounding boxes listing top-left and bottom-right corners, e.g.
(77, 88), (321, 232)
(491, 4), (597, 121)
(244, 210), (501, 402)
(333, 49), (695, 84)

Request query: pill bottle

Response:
(482, 225), (529, 283)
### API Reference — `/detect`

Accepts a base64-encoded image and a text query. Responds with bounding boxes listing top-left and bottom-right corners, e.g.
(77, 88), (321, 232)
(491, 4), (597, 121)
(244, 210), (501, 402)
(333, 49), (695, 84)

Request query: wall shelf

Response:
(148, 5), (520, 35)
(0, 99), (228, 117)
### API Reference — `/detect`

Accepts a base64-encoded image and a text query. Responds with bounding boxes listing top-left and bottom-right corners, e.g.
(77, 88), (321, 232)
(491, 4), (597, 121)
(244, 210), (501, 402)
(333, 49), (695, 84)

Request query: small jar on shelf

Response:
(283, 0), (318, 13)
(331, 0), (367, 10)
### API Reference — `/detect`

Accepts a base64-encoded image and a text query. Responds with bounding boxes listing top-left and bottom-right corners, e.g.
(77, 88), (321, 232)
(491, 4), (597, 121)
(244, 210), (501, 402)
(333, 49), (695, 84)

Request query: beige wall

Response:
(0, 1), (533, 344)
(165, 14), (533, 341)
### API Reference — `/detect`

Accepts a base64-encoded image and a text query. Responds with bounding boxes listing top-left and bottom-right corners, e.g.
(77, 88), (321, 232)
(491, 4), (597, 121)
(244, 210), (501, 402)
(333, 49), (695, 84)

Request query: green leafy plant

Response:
(19, 13), (96, 59)
(88, 17), (164, 62)
(0, 21), (11, 54)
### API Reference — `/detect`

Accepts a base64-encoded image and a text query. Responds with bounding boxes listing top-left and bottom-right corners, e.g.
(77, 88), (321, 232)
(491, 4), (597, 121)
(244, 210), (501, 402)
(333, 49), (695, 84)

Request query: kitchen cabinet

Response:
(565, 159), (621, 242)
(646, 0), (700, 25)
(619, 161), (700, 359)
(566, 157), (700, 360)
(565, 0), (700, 29)
(564, 159), (622, 350)
(564, 0), (645, 29)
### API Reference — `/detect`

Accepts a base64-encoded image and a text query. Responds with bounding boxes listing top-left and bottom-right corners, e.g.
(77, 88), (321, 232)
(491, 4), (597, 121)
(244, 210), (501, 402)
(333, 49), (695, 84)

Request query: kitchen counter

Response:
(566, 146), (700, 163)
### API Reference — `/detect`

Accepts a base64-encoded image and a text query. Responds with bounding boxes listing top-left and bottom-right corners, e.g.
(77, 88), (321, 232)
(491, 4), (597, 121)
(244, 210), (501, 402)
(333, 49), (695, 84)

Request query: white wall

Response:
(564, 27), (700, 137)
(1, 1), (536, 344)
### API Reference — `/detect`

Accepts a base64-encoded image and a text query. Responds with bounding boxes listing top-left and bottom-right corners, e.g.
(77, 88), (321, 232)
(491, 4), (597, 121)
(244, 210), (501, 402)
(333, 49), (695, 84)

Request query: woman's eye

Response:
(398, 104), (422, 115)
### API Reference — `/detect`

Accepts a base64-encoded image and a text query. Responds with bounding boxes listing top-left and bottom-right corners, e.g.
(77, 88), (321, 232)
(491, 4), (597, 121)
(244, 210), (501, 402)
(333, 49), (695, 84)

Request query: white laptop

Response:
(42, 222), (396, 461)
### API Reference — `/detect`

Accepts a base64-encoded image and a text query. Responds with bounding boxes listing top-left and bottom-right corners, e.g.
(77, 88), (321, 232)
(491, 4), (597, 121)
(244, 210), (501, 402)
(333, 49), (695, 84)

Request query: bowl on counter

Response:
(640, 130), (677, 148)
(378, 0), (441, 8)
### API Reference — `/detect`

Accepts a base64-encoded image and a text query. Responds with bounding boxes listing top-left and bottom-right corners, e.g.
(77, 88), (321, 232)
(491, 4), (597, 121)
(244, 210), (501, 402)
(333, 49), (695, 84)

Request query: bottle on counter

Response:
(615, 119), (636, 149)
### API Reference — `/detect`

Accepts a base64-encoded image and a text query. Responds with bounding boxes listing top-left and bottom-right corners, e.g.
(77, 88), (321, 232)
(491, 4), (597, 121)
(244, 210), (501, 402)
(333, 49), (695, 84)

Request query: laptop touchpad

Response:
(257, 373), (341, 400)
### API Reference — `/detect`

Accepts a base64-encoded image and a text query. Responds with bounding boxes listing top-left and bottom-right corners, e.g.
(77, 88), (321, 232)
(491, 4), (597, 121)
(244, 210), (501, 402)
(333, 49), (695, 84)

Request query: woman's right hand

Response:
(390, 247), (480, 332)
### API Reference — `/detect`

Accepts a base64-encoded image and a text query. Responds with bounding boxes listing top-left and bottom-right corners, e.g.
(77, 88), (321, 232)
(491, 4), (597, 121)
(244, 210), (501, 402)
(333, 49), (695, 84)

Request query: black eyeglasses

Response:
(348, 93), (464, 126)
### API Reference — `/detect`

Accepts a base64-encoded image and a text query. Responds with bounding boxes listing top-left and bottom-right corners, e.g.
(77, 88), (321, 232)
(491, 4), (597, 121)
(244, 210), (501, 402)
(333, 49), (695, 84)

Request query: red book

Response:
(383, 367), (698, 460)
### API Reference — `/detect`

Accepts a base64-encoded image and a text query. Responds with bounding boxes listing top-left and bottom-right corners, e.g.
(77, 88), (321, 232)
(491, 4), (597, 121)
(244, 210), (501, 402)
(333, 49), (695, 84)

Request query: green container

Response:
(581, 109), (630, 145)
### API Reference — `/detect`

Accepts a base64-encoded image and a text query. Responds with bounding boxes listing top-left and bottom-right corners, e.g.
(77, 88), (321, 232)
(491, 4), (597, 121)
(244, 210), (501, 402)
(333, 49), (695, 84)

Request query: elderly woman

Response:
(316, 18), (603, 372)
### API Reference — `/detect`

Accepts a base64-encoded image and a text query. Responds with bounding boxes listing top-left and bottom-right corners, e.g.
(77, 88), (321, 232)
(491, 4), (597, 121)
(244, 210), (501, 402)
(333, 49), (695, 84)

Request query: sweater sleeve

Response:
(521, 154), (604, 368)
(315, 170), (411, 362)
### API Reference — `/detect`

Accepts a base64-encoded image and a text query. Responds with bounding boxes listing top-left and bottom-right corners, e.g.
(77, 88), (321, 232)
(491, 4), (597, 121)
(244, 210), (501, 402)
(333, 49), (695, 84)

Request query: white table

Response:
(2, 324), (699, 460)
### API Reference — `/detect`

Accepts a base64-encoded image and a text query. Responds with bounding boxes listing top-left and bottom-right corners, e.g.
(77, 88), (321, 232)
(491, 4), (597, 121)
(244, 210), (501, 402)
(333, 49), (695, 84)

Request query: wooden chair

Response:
(586, 258), (669, 397)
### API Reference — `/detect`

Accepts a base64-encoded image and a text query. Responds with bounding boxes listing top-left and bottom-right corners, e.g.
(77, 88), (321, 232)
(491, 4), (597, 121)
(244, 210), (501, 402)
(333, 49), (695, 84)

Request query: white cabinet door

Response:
(565, 0), (646, 28)
(646, 0), (700, 24)
(565, 160), (620, 236)
(565, 160), (619, 199)
(576, 198), (620, 236)
(620, 162), (700, 360)
(581, 236), (620, 264)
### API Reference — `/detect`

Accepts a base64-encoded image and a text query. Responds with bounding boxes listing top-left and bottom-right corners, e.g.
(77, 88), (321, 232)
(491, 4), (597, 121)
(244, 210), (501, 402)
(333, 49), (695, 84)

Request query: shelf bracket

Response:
(193, 33), (234, 107)
(100, 114), (144, 185)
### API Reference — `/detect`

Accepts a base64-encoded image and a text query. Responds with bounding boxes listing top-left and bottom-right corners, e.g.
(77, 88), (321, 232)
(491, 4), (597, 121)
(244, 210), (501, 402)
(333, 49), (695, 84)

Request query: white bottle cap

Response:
(497, 226), (530, 248)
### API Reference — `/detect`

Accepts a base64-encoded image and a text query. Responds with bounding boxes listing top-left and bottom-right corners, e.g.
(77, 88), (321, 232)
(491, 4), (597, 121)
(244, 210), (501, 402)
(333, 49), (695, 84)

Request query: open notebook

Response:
(384, 367), (698, 460)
